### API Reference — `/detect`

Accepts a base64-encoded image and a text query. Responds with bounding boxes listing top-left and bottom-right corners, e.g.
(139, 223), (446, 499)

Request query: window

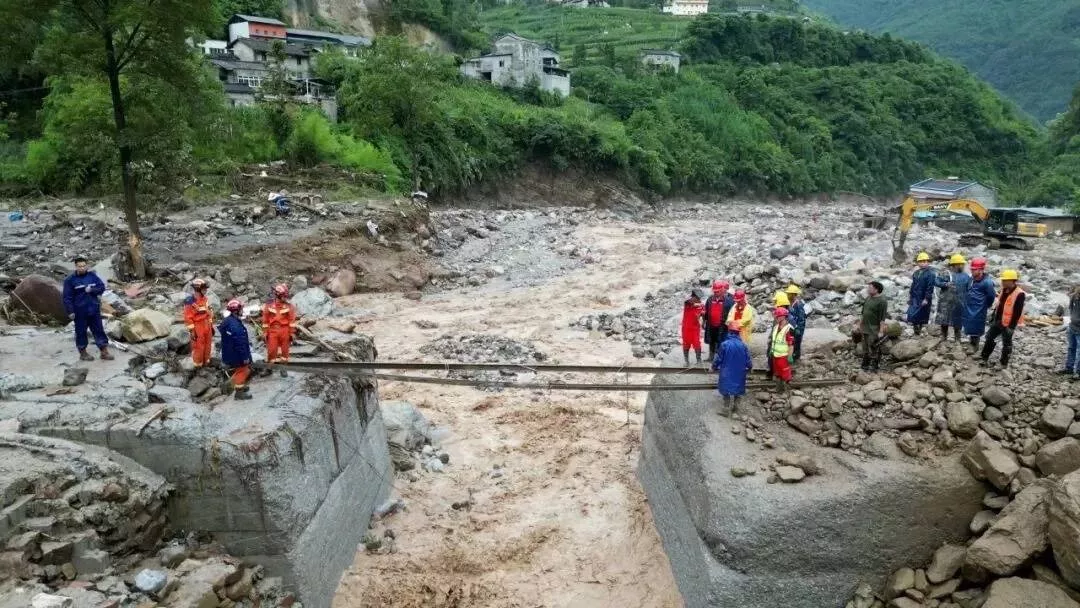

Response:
(257, 52), (266, 61)
(296, 57), (302, 66)
(498, 60), (504, 67)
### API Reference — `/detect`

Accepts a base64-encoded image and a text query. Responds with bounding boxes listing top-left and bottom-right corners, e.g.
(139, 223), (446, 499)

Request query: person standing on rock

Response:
(701, 280), (734, 360)
(726, 290), (755, 346)
(183, 278), (214, 369)
(263, 284), (297, 369)
(859, 281), (888, 371)
(681, 289), (705, 366)
(963, 258), (996, 351)
(906, 252), (935, 335)
(62, 256), (114, 361)
(219, 300), (253, 400)
(786, 285), (807, 361)
(769, 307), (795, 389)
(1063, 285), (1080, 378)
(713, 320), (753, 414)
(935, 254), (966, 341)
(979, 269), (1025, 368)
(765, 291), (790, 379)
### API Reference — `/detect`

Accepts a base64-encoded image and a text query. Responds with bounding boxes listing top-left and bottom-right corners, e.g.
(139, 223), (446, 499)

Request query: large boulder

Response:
(965, 479), (1053, 576)
(11, 274), (67, 324)
(380, 401), (431, 451)
(637, 350), (984, 608)
(962, 431), (1021, 491)
(120, 309), (173, 343)
(946, 403), (981, 439)
(291, 288), (333, 319)
(1050, 469), (1080, 588)
(982, 577), (1079, 608)
(1045, 405), (1077, 439)
(1038, 438), (1080, 477)
(926, 543), (966, 584)
(324, 269), (357, 298)
(890, 339), (929, 362)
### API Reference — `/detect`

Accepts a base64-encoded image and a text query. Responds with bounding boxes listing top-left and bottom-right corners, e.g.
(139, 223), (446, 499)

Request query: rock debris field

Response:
(3, 195), (1080, 607)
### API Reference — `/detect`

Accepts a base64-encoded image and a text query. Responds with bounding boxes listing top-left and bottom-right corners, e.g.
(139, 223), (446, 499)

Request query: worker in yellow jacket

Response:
(726, 289), (755, 346)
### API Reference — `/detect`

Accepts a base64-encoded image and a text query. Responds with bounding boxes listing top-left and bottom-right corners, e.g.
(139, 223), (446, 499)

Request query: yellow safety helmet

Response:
(916, 252), (931, 263)
(1000, 269), (1019, 281)
(785, 284), (801, 295)
(774, 292), (790, 307)
(948, 254), (966, 265)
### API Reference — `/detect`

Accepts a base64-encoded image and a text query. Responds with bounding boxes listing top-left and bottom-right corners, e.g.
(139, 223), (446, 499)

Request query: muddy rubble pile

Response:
(419, 334), (548, 389)
(0, 434), (299, 608)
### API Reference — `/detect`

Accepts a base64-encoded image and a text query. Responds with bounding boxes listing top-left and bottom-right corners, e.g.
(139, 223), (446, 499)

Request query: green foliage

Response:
(1026, 85), (1080, 211)
(210, 0), (283, 35)
(800, 0), (1080, 121)
(284, 110), (404, 191)
(387, 0), (489, 51)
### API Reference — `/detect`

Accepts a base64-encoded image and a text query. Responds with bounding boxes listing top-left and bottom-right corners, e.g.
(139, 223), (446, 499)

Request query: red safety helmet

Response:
(226, 299), (243, 312)
(970, 258), (987, 271)
(273, 284), (289, 297)
(774, 307), (789, 318)
(734, 290), (746, 302)
(712, 280), (729, 293)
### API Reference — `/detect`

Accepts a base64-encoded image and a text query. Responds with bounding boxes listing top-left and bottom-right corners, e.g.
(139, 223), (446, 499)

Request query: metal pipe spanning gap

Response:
(268, 360), (781, 375)
(253, 364), (846, 391)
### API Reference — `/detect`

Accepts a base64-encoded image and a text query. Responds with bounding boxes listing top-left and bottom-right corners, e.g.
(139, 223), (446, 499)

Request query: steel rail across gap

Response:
(263, 360), (786, 375)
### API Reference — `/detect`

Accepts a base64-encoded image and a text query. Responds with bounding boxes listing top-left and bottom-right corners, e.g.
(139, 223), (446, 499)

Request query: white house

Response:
(640, 49), (681, 72)
(662, 0), (709, 15)
(461, 33), (570, 97)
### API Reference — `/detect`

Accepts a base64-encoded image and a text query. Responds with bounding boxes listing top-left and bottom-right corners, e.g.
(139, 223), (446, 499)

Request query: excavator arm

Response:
(892, 198), (991, 262)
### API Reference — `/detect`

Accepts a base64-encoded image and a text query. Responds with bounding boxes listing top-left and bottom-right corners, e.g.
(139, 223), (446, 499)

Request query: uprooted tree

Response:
(2, 0), (216, 277)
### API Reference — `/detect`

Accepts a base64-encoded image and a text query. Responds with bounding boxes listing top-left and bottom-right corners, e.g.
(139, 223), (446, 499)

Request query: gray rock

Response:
(638, 352), (985, 608)
(134, 568), (168, 593)
(970, 510), (997, 535)
(647, 235), (676, 252)
(962, 431), (1020, 491)
(965, 479), (1053, 576)
(381, 401), (432, 451)
(1050, 469), (1080, 588)
(71, 548), (110, 575)
(775, 466), (806, 483)
(1044, 405), (1077, 439)
(120, 309), (172, 343)
(1037, 438), (1080, 477)
(891, 340), (929, 362)
(946, 403), (981, 438)
(158, 544), (189, 568)
(62, 367), (88, 387)
(981, 386), (1012, 407)
(867, 389), (888, 405)
(291, 287), (333, 318)
(983, 406), (1004, 422)
(29, 595), (73, 608)
(926, 543), (966, 584)
(187, 377), (211, 398)
(886, 567), (915, 599)
(982, 577), (1080, 608)
(143, 362), (168, 380)
(11, 274), (67, 324)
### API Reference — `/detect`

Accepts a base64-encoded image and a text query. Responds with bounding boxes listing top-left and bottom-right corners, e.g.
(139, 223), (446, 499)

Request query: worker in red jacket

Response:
(702, 280), (735, 361)
(682, 289), (705, 365)
(262, 284), (297, 370)
(183, 278), (214, 368)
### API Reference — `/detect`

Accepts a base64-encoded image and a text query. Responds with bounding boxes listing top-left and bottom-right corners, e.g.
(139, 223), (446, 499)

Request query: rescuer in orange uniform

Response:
(263, 284), (297, 367)
(183, 278), (214, 368)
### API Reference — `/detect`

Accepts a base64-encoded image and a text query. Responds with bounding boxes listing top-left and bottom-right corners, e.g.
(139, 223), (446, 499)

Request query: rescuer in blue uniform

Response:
(219, 299), (253, 400)
(713, 321), (753, 415)
(62, 256), (113, 361)
(963, 258), (997, 351)
(906, 252), (935, 335)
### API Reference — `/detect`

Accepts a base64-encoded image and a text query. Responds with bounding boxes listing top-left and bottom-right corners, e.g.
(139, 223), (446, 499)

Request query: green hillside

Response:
(799, 0), (1080, 122)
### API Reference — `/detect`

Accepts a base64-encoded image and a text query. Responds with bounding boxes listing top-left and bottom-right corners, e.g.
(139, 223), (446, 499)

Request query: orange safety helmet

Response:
(273, 284), (289, 297)
(226, 299), (243, 312)
(970, 258), (987, 271)
(774, 307), (789, 318)
(734, 289), (746, 302)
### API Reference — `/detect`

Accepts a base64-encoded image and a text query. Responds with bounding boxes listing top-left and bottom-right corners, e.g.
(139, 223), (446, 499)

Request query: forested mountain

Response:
(0, 2), (1048, 205)
(800, 0), (1080, 122)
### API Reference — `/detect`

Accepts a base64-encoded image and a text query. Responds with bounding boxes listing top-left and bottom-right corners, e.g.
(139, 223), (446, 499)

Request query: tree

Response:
(3, 0), (216, 277)
(599, 42), (617, 67)
(572, 43), (589, 66)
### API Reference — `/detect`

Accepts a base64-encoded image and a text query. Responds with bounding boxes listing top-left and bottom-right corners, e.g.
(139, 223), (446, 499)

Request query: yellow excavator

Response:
(892, 197), (1048, 263)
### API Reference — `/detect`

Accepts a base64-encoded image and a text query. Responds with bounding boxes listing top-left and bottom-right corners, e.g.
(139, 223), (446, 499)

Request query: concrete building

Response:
(228, 14), (287, 42)
(285, 28), (370, 56)
(1015, 207), (1079, 234)
(662, 0), (710, 16)
(210, 48), (337, 120)
(229, 38), (315, 76)
(192, 39), (228, 56)
(641, 49), (681, 72)
(461, 33), (570, 97)
(908, 178), (998, 207)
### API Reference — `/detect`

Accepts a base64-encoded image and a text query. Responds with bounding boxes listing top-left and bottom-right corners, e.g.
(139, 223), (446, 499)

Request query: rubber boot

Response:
(861, 356), (870, 371)
(234, 387), (253, 400)
(684, 350), (690, 366)
(869, 357), (880, 372)
(940, 325), (949, 339)
(731, 395), (740, 415)
(695, 350), (702, 365)
(99, 347), (114, 361)
(913, 325), (922, 336)
(953, 326), (962, 342)
(78, 349), (94, 362)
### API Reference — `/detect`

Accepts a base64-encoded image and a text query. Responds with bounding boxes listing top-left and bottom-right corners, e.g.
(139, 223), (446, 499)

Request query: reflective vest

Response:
(770, 323), (792, 357)
(262, 301), (297, 331)
(996, 287), (1025, 328)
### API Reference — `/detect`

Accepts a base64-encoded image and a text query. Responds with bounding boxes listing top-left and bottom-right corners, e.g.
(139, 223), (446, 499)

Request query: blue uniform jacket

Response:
(62, 271), (105, 317)
(963, 275), (997, 336)
(713, 334), (752, 396)
(789, 300), (807, 334)
(218, 315), (252, 367)
(906, 267), (935, 325)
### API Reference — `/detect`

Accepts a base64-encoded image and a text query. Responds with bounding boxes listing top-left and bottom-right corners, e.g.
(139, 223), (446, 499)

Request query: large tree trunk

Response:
(103, 29), (146, 278)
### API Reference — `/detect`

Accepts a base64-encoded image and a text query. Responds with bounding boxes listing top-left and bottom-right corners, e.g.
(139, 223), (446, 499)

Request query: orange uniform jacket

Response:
(262, 301), (297, 334)
(183, 293), (213, 330)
